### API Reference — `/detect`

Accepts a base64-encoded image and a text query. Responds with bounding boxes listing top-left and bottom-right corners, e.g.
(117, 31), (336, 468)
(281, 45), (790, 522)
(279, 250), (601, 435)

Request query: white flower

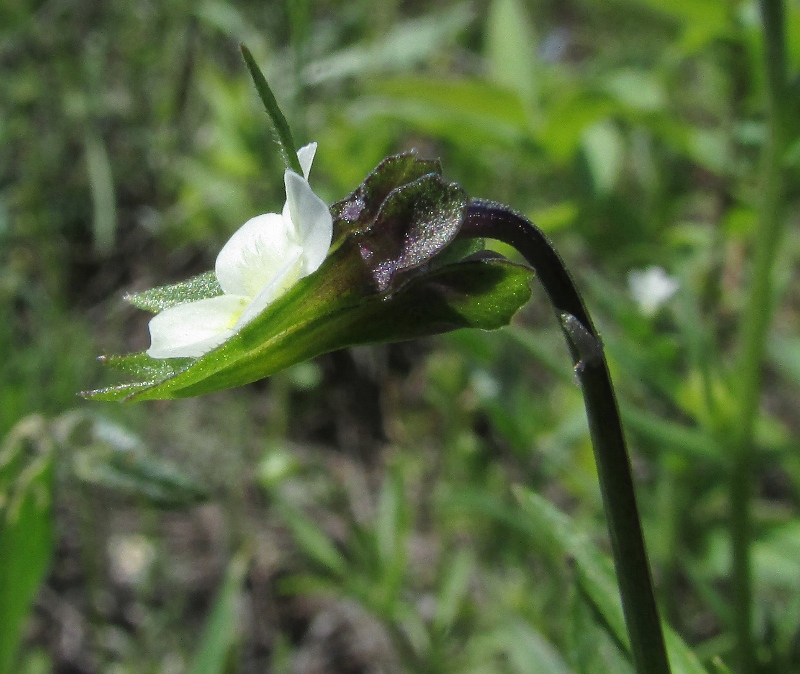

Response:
(147, 143), (333, 359)
(627, 265), (679, 316)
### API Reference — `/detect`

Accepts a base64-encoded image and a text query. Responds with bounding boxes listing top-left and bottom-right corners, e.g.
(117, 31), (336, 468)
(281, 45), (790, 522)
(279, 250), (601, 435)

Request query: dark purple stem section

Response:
(461, 199), (672, 674)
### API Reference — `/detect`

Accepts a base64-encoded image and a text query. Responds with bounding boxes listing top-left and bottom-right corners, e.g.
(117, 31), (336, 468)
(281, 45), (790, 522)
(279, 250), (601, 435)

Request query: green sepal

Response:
(125, 271), (222, 312)
(98, 353), (192, 379)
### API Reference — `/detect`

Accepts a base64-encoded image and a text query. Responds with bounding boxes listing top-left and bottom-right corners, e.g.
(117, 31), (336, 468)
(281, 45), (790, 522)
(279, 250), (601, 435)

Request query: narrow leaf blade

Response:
(240, 44), (303, 175)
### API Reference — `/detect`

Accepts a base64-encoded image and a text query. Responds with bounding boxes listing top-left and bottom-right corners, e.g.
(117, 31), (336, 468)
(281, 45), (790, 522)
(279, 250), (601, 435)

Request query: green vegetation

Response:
(2, 0), (799, 672)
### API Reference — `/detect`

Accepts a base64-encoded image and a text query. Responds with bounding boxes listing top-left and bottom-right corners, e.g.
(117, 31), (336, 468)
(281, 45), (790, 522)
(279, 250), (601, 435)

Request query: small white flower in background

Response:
(627, 266), (679, 316)
(147, 143), (333, 359)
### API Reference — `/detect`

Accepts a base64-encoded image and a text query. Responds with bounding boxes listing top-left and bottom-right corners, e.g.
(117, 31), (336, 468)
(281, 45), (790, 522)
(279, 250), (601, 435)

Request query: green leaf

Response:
(189, 551), (250, 674)
(486, 0), (538, 107)
(99, 352), (191, 380)
(0, 419), (54, 674)
(433, 548), (473, 633)
(568, 591), (634, 674)
(604, 69), (666, 112)
(240, 44), (303, 175)
(511, 488), (709, 674)
(503, 621), (576, 674)
(580, 120), (624, 195)
(72, 445), (208, 508)
(538, 91), (617, 162)
(443, 488), (708, 674)
(615, 0), (731, 51)
(768, 333), (800, 388)
(467, 620), (576, 674)
(301, 4), (472, 85)
(276, 503), (347, 576)
(124, 271), (222, 312)
(376, 472), (402, 568)
(84, 130), (117, 256)
(58, 413), (208, 508)
(359, 77), (531, 148)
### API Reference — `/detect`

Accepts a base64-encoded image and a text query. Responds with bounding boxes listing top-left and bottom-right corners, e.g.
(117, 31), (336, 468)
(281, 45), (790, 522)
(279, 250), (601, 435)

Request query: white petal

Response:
(284, 170), (333, 276)
(296, 142), (317, 179)
(215, 213), (304, 298)
(234, 249), (304, 328)
(146, 295), (249, 359)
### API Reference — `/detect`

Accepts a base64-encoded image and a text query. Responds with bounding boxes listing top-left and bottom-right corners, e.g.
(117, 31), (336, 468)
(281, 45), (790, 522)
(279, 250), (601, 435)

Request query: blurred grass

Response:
(1, 0), (800, 672)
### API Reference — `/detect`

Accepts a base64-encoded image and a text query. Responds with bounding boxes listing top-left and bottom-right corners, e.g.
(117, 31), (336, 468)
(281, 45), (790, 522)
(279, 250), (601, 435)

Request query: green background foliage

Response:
(2, 0), (800, 672)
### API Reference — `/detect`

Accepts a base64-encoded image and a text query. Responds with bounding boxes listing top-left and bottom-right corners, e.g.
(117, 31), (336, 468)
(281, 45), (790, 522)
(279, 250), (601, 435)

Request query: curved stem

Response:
(460, 200), (671, 674)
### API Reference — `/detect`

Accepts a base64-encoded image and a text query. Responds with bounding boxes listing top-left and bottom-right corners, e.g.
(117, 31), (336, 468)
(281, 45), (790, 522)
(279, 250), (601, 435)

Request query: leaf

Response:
(433, 548), (473, 634)
(467, 620), (577, 674)
(442, 488), (708, 674)
(72, 445), (208, 508)
(375, 472), (402, 568)
(84, 131), (117, 256)
(188, 551), (250, 674)
(615, 0), (731, 51)
(604, 69), (666, 112)
(704, 520), (800, 591)
(768, 333), (800, 388)
(240, 44), (302, 175)
(511, 488), (709, 674)
(99, 352), (191, 380)
(276, 503), (347, 576)
(358, 77), (530, 148)
(0, 418), (54, 674)
(486, 0), (538, 107)
(580, 120), (624, 195)
(503, 620), (576, 674)
(568, 590), (634, 674)
(302, 4), (472, 85)
(56, 413), (207, 508)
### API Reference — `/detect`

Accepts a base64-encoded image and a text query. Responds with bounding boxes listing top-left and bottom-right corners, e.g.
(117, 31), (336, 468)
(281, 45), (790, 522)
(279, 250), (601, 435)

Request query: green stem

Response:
(730, 2), (788, 671)
(461, 202), (672, 674)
